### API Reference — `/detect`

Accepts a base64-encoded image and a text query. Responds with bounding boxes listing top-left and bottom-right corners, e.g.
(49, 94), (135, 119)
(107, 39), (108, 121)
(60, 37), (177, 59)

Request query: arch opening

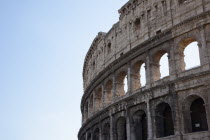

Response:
(116, 71), (128, 96)
(178, 38), (201, 71)
(103, 123), (110, 140)
(116, 117), (127, 140)
(184, 41), (200, 70)
(159, 54), (169, 78)
(105, 80), (113, 104)
(132, 61), (146, 91)
(190, 98), (208, 132)
(155, 103), (174, 138)
(153, 51), (169, 81)
(95, 88), (102, 111)
(132, 110), (147, 140)
(93, 128), (100, 140)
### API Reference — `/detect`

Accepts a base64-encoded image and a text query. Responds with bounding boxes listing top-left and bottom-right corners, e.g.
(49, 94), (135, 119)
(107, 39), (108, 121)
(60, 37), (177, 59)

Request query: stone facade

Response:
(78, 0), (210, 140)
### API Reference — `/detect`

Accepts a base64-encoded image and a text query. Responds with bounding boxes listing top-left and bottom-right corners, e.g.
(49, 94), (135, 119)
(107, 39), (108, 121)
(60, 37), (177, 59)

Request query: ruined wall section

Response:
(83, 0), (209, 91)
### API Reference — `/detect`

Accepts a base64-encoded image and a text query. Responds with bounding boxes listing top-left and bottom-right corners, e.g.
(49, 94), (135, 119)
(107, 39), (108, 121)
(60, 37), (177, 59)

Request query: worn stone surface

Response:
(78, 0), (210, 140)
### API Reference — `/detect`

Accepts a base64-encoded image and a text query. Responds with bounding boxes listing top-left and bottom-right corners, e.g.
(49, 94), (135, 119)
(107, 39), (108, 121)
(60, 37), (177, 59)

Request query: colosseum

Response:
(78, 0), (210, 140)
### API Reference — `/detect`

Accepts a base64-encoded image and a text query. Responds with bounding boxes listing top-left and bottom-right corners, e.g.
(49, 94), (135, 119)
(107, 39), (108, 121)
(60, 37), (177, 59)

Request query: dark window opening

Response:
(117, 117), (127, 140)
(156, 103), (174, 138)
(191, 98), (208, 132)
(156, 30), (161, 34)
(134, 18), (141, 30)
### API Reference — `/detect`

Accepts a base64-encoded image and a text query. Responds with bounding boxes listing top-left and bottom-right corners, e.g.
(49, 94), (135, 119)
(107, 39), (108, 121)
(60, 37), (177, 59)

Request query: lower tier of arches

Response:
(79, 74), (210, 140)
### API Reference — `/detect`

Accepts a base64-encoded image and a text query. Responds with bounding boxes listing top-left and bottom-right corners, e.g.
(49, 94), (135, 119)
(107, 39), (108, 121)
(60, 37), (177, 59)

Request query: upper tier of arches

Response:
(82, 0), (210, 90)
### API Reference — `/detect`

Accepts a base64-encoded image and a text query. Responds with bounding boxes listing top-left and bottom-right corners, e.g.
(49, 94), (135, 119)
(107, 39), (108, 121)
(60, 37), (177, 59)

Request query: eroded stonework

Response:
(78, 0), (210, 140)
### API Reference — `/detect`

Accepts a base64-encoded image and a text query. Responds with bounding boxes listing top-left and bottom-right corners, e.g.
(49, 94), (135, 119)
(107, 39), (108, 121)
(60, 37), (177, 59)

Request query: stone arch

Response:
(95, 88), (103, 111)
(105, 80), (113, 104)
(93, 128), (100, 140)
(152, 50), (169, 81)
(103, 123), (110, 140)
(155, 102), (174, 138)
(183, 95), (208, 133)
(116, 71), (128, 96)
(131, 110), (147, 140)
(132, 60), (146, 90)
(177, 37), (201, 71)
(116, 117), (127, 140)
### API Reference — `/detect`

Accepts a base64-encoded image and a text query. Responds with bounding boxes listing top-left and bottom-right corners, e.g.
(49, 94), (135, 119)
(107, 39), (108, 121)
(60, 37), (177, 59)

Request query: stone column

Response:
(168, 40), (177, 80)
(110, 113), (114, 140)
(93, 90), (96, 114)
(85, 132), (88, 140)
(99, 122), (103, 140)
(126, 109), (131, 140)
(199, 25), (210, 65)
(112, 73), (116, 99)
(146, 98), (153, 140)
(127, 63), (132, 93)
(207, 89), (210, 131)
(145, 53), (152, 87)
(170, 84), (183, 140)
(102, 83), (105, 108)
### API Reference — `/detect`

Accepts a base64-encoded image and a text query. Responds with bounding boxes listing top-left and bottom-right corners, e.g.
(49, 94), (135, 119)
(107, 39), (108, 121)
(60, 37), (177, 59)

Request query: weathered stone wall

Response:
(79, 0), (210, 140)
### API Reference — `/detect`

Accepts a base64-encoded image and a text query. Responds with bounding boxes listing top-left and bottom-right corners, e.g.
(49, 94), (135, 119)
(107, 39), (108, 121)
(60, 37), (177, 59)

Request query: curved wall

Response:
(79, 0), (210, 140)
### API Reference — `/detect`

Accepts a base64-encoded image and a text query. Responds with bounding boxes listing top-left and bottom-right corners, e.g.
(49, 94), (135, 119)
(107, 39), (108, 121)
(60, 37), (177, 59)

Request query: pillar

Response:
(112, 73), (116, 99)
(127, 63), (132, 93)
(146, 99), (153, 140)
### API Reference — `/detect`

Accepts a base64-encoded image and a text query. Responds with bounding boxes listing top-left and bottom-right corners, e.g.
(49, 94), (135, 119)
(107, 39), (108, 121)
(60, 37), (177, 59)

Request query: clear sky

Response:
(0, 0), (200, 140)
(0, 0), (127, 140)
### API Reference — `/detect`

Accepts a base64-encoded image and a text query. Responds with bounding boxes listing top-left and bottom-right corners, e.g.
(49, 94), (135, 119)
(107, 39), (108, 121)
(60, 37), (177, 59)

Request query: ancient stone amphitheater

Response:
(78, 0), (210, 140)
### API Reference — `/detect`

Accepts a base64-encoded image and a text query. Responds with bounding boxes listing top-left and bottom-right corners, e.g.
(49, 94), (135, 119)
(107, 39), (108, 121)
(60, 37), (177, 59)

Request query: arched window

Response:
(93, 128), (100, 140)
(184, 41), (200, 70)
(132, 61), (146, 91)
(124, 75), (128, 93)
(105, 80), (113, 104)
(116, 117), (127, 140)
(95, 88), (102, 111)
(159, 54), (169, 78)
(152, 51), (169, 81)
(178, 38), (200, 71)
(132, 110), (147, 140)
(116, 71), (128, 96)
(103, 123), (110, 140)
(190, 98), (208, 132)
(140, 63), (146, 86)
(155, 103), (174, 138)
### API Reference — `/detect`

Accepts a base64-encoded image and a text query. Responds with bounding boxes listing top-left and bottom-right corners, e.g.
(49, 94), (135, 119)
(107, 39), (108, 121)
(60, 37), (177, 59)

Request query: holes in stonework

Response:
(107, 43), (112, 54)
(156, 30), (161, 35)
(179, 0), (188, 4)
(134, 18), (141, 31)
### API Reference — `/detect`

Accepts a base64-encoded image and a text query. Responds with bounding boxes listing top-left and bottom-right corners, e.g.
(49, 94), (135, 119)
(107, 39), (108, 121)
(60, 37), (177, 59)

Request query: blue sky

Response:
(0, 0), (127, 140)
